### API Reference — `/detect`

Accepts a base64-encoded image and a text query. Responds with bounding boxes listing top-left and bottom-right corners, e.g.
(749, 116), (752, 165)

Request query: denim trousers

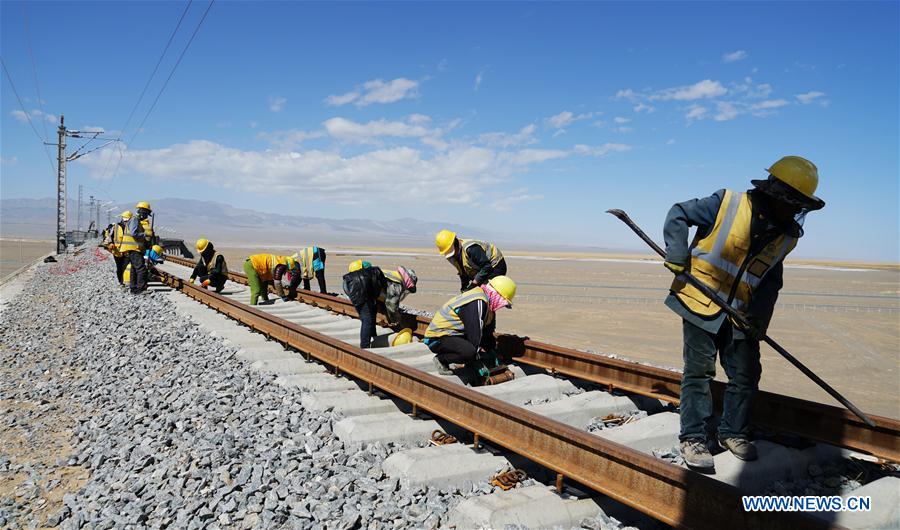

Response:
(679, 319), (761, 442)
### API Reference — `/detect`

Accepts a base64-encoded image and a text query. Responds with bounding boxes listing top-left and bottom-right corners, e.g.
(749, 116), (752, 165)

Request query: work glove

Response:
(733, 313), (767, 341)
(664, 261), (686, 274)
(201, 279), (210, 288)
(189, 277), (196, 285)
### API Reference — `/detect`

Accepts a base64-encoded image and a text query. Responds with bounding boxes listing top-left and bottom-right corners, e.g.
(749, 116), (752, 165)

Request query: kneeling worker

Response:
(243, 253), (296, 305)
(423, 276), (516, 380)
(190, 238), (228, 293)
(435, 230), (507, 292)
(663, 156), (825, 469)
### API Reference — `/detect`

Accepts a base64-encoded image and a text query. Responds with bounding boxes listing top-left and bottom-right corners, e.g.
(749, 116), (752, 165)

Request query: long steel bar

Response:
(165, 254), (900, 461)
(156, 270), (834, 530)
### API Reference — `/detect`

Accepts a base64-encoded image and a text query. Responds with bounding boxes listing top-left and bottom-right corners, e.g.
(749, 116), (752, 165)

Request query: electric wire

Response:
(22, 4), (49, 143)
(1, 56), (56, 173)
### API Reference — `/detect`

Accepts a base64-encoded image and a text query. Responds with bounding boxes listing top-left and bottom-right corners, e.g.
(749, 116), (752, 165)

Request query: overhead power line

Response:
(22, 4), (49, 143)
(1, 56), (56, 173)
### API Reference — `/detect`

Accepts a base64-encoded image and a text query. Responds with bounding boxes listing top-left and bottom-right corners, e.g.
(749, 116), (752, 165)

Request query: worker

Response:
(423, 275), (516, 376)
(435, 230), (506, 292)
(243, 253), (297, 305)
(343, 260), (419, 348)
(342, 260), (387, 348)
(119, 202), (153, 294)
(124, 244), (166, 285)
(138, 201), (156, 248)
(662, 156), (825, 469)
(189, 238), (228, 293)
(110, 211), (132, 286)
(292, 246), (327, 293)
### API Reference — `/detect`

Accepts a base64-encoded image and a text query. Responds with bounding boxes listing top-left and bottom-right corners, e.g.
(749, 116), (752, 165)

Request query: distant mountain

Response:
(0, 197), (487, 247)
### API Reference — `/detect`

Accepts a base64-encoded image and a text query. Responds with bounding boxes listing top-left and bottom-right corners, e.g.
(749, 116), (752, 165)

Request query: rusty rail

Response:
(166, 254), (900, 462)
(156, 268), (835, 530)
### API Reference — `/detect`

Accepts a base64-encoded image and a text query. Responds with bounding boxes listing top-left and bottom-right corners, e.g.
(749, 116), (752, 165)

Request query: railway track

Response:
(165, 254), (900, 463)
(152, 257), (899, 529)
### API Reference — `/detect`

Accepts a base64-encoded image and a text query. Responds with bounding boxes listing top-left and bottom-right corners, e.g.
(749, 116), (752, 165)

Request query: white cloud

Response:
(615, 88), (639, 102)
(478, 124), (538, 148)
(573, 143), (632, 157)
(10, 108), (56, 124)
(0, 156), (18, 166)
(323, 117), (436, 144)
(633, 103), (655, 113)
(491, 189), (543, 211)
(796, 91), (828, 106)
(503, 148), (568, 165)
(82, 126), (106, 133)
(474, 67), (488, 91)
(258, 129), (325, 150)
(407, 113), (431, 125)
(723, 50), (748, 63)
(325, 77), (420, 107)
(653, 79), (727, 101)
(752, 99), (789, 111)
(269, 96), (287, 112)
(613, 116), (631, 124)
(713, 102), (741, 122)
(547, 110), (594, 130)
(685, 105), (708, 122)
(666, 139), (676, 145)
(614, 126), (633, 133)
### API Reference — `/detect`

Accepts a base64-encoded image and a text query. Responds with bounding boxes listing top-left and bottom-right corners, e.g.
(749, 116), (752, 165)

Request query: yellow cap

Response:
(488, 275), (517, 307)
(151, 245), (165, 255)
(391, 328), (414, 346)
(121, 210), (133, 220)
(135, 201), (151, 211)
(766, 156), (820, 200)
(435, 229), (457, 257)
(348, 259), (364, 273)
(196, 238), (209, 252)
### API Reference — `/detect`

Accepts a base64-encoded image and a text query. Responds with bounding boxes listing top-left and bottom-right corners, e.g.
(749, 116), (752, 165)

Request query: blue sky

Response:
(2, 1), (897, 261)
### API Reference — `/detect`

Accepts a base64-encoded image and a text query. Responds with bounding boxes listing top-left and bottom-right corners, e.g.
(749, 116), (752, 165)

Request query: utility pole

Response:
(89, 195), (95, 232)
(56, 115), (67, 253)
(77, 184), (83, 232)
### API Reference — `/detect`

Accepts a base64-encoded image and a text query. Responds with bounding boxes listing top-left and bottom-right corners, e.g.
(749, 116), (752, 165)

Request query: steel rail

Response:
(155, 268), (835, 530)
(165, 254), (900, 462)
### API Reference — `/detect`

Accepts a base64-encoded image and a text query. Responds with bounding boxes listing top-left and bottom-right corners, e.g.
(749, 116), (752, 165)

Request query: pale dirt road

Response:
(189, 245), (899, 418)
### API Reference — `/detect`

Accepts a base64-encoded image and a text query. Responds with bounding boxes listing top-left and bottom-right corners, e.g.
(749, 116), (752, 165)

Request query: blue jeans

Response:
(679, 319), (761, 442)
(357, 300), (377, 349)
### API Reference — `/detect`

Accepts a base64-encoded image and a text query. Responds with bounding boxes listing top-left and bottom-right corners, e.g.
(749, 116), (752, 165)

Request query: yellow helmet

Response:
(435, 229), (457, 257)
(348, 259), (364, 273)
(196, 238), (209, 252)
(121, 210), (133, 220)
(135, 201), (152, 211)
(391, 328), (413, 346)
(151, 245), (165, 255)
(488, 275), (517, 307)
(767, 156), (820, 200)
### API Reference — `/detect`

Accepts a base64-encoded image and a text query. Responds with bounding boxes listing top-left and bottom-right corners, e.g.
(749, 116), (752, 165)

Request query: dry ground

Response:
(0, 240), (54, 282)
(206, 245), (900, 419)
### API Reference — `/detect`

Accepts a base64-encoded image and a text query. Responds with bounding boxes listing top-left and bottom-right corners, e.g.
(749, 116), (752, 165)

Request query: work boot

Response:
(432, 357), (454, 376)
(718, 437), (758, 461)
(680, 439), (714, 469)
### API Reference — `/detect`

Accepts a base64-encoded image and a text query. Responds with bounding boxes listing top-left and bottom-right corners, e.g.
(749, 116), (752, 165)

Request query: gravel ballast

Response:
(0, 254), (637, 530)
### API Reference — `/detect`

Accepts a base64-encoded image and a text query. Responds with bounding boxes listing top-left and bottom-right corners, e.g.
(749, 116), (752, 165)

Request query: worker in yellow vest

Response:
(243, 254), (297, 305)
(119, 201), (153, 294)
(189, 239), (229, 293)
(423, 276), (516, 377)
(110, 211), (132, 286)
(662, 156), (825, 469)
(435, 230), (507, 292)
(291, 246), (327, 293)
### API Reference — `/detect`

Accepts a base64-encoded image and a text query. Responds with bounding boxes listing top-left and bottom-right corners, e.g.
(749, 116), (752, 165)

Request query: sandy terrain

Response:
(193, 245), (899, 419)
(0, 240), (54, 282)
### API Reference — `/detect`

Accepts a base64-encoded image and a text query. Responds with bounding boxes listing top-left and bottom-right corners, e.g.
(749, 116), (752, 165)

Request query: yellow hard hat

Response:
(435, 229), (457, 257)
(766, 156), (820, 199)
(121, 210), (133, 220)
(348, 259), (364, 273)
(488, 275), (517, 307)
(152, 245), (165, 255)
(391, 328), (413, 346)
(196, 238), (209, 252)
(135, 201), (152, 211)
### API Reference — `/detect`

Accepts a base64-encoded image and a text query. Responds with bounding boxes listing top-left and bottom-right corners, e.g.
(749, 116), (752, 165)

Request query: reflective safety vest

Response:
(203, 251), (228, 277)
(117, 219), (143, 253)
(248, 254), (291, 281)
(452, 239), (504, 280)
(672, 190), (797, 317)
(424, 288), (493, 339)
(141, 219), (154, 245)
(296, 247), (319, 279)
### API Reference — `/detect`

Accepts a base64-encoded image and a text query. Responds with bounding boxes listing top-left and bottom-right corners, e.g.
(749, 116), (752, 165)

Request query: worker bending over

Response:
(243, 254), (297, 305)
(424, 276), (516, 376)
(435, 230), (507, 292)
(343, 260), (419, 348)
(190, 238), (228, 293)
(663, 156), (824, 470)
(293, 246), (327, 293)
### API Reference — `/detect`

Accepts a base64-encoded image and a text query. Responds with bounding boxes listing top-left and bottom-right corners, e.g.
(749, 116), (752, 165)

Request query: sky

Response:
(1, 1), (898, 261)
